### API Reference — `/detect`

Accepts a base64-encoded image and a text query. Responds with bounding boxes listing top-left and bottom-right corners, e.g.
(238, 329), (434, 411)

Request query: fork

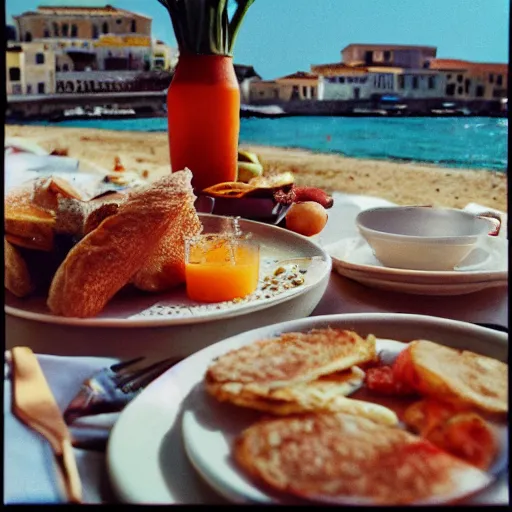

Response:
(63, 355), (182, 426)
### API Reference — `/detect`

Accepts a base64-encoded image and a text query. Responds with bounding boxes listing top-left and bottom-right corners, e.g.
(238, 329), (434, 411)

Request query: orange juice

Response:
(185, 236), (260, 303)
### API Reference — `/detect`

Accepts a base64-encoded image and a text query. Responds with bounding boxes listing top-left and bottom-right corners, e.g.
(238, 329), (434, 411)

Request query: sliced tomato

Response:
(365, 365), (417, 396)
(392, 346), (421, 391)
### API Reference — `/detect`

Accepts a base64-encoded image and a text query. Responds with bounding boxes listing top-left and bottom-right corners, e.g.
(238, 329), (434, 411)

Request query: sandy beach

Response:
(5, 124), (507, 212)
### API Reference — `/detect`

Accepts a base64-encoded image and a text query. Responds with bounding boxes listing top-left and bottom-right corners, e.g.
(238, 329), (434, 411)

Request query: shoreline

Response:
(5, 124), (507, 212)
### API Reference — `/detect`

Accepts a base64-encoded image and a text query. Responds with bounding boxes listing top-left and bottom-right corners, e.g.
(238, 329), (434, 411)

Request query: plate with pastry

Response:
(4, 169), (331, 327)
(107, 313), (509, 505)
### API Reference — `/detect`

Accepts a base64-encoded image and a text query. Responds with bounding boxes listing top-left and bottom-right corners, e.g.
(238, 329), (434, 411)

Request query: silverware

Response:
(11, 346), (82, 503)
(63, 355), (182, 425)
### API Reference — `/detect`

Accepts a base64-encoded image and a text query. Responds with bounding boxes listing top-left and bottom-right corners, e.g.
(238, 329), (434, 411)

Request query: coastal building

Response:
(6, 42), (56, 95)
(8, 4), (177, 96)
(13, 5), (151, 42)
(152, 40), (178, 72)
(427, 59), (508, 101)
(340, 44), (437, 69)
(249, 72), (319, 102)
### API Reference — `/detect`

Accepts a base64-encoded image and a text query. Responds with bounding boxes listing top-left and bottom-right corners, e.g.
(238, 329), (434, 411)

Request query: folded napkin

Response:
(4, 353), (120, 504)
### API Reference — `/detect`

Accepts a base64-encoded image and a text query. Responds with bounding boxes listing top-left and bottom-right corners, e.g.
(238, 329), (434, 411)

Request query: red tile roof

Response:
(278, 71), (318, 80)
(428, 59), (508, 73)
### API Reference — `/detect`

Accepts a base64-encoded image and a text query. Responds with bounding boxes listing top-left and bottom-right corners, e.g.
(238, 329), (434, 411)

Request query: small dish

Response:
(356, 206), (501, 271)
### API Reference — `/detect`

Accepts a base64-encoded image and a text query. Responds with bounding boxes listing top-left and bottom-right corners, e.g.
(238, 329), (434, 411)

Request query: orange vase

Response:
(167, 53), (240, 192)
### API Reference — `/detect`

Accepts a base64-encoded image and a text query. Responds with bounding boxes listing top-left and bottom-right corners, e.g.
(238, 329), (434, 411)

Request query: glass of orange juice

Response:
(185, 233), (260, 303)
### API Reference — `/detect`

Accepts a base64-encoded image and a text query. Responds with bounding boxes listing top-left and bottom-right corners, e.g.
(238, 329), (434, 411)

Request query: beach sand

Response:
(5, 124), (507, 212)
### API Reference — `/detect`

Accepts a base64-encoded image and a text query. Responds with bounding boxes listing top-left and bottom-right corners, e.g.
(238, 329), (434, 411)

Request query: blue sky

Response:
(6, 0), (510, 79)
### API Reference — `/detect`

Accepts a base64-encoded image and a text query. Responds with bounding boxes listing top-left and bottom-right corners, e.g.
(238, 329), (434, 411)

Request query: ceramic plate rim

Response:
(4, 214), (332, 328)
(328, 236), (508, 282)
(106, 312), (508, 505)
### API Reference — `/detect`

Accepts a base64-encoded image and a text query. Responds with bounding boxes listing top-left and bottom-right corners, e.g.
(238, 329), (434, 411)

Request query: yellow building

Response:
(6, 42), (55, 95)
(6, 46), (24, 95)
(152, 40), (178, 72)
(13, 5), (151, 42)
(249, 72), (319, 102)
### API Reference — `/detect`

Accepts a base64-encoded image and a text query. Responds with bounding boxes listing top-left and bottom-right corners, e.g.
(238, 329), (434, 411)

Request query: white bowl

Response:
(356, 206), (499, 271)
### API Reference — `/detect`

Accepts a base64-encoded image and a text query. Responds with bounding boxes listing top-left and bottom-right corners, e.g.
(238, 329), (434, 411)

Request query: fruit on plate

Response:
(237, 150), (264, 183)
(285, 201), (328, 237)
(237, 150), (260, 165)
(201, 182), (258, 199)
(248, 172), (295, 189)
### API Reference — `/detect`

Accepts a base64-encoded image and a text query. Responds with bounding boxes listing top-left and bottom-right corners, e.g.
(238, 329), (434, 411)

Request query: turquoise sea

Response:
(24, 116), (508, 172)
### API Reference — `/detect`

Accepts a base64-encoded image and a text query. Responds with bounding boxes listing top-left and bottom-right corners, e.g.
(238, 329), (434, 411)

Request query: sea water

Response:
(19, 116), (508, 172)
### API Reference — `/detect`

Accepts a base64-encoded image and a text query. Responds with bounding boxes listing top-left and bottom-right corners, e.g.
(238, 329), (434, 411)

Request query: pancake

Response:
(408, 340), (508, 414)
(206, 329), (377, 390)
(208, 366), (398, 425)
(234, 412), (492, 505)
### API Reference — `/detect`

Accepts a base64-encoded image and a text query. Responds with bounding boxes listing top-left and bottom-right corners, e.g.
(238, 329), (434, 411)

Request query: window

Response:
(364, 51), (372, 65)
(131, 20), (137, 33)
(457, 74), (463, 83)
(339, 77), (345, 84)
(496, 75), (503, 86)
(302, 86), (308, 97)
(71, 24), (78, 37)
(9, 67), (21, 82)
(38, 82), (46, 94)
(56, 65), (61, 71)
(53, 22), (59, 36)
(26, 84), (32, 94)
(398, 75), (405, 89)
(35, 53), (45, 64)
(383, 50), (391, 62)
(412, 76), (419, 89)
(44, 29), (50, 37)
(489, 73), (494, 83)
(93, 25), (99, 39)
(447, 74), (452, 79)
(62, 24), (69, 37)
(311, 87), (316, 98)
(63, 63), (69, 71)
(446, 83), (456, 96)
(428, 76), (436, 89)
(25, 32), (32, 42)
(116, 19), (122, 25)
(464, 78), (470, 94)
(102, 22), (109, 34)
(457, 86), (463, 95)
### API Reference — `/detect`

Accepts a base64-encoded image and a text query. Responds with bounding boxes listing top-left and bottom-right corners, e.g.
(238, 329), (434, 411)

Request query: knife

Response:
(10, 347), (82, 504)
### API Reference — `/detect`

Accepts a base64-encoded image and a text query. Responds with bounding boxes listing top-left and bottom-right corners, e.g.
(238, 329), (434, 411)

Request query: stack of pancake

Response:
(204, 329), (508, 505)
(4, 169), (202, 317)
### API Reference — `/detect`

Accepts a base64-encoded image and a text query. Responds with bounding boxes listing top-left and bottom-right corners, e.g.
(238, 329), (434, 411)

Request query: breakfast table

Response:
(4, 179), (509, 504)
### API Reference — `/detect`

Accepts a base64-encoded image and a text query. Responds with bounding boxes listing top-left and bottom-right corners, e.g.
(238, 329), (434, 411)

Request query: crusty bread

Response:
(234, 412), (492, 505)
(54, 192), (125, 237)
(206, 329), (377, 389)
(47, 170), (197, 318)
(131, 169), (202, 292)
(5, 184), (55, 251)
(31, 176), (83, 212)
(4, 238), (34, 298)
(409, 340), (508, 414)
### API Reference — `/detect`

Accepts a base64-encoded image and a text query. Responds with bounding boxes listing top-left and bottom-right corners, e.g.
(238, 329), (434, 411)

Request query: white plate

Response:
(5, 214), (331, 328)
(107, 313), (509, 505)
(327, 236), (508, 295)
